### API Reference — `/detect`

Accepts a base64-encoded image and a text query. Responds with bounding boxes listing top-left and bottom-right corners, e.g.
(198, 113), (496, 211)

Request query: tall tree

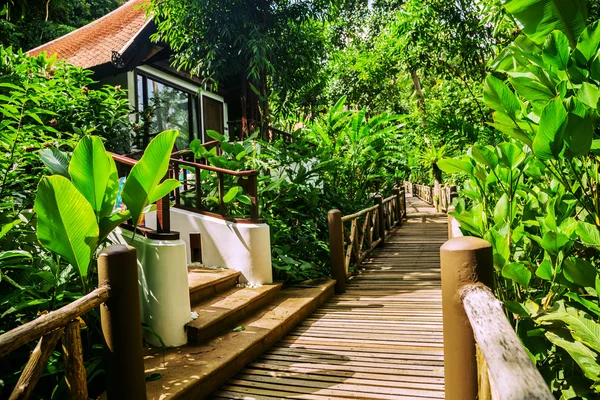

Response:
(149, 0), (338, 134)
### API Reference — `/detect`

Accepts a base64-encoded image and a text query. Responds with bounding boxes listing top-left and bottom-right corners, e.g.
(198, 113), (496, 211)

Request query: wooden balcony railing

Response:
(111, 149), (261, 235)
(441, 221), (553, 399)
(0, 246), (146, 399)
(404, 181), (456, 212)
(328, 187), (406, 293)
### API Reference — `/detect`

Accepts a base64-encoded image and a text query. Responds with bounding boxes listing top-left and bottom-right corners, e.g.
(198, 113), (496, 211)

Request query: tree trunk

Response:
(259, 69), (269, 141)
(433, 164), (442, 213)
(410, 70), (425, 114)
(240, 75), (247, 140)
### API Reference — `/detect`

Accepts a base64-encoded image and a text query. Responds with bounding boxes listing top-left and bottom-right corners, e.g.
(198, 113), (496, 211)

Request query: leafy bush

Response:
(0, 47), (135, 397)
(440, 2), (600, 396)
(189, 97), (403, 282)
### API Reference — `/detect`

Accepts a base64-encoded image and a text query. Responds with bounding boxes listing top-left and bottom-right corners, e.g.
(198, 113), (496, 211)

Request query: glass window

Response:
(136, 73), (199, 150)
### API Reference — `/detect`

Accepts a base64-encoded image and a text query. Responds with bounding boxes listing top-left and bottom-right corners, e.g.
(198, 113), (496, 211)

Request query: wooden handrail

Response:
(0, 245), (146, 399)
(341, 204), (379, 222)
(441, 238), (552, 399)
(461, 284), (554, 399)
(328, 187), (405, 293)
(110, 150), (261, 226)
(404, 181), (456, 213)
(0, 285), (110, 359)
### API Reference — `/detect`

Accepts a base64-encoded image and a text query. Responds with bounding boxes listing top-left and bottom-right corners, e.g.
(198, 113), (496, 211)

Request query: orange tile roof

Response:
(27, 0), (152, 69)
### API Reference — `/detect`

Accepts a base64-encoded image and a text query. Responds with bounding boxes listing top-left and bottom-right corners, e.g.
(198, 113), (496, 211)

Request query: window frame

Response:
(134, 69), (202, 147)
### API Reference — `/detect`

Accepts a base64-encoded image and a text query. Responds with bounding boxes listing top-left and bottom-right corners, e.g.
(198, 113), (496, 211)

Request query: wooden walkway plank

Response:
(211, 196), (446, 399)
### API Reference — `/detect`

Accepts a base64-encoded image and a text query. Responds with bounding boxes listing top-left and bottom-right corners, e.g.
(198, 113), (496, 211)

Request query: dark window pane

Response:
(146, 77), (191, 150)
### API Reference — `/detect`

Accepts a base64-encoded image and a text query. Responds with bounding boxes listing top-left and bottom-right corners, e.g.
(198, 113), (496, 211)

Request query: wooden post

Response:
(9, 329), (64, 400)
(401, 188), (406, 218)
(440, 237), (494, 400)
(374, 195), (385, 245)
(449, 185), (458, 204)
(195, 166), (203, 211)
(156, 170), (171, 233)
(393, 187), (402, 226)
(328, 210), (346, 294)
(190, 232), (202, 263)
(247, 173), (259, 220)
(217, 172), (226, 216)
(98, 245), (147, 400)
(461, 284), (554, 400)
(62, 321), (87, 399)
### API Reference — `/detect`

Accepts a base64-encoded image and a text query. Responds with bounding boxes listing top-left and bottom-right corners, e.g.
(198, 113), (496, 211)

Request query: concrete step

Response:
(144, 279), (336, 399)
(185, 283), (283, 344)
(188, 266), (241, 305)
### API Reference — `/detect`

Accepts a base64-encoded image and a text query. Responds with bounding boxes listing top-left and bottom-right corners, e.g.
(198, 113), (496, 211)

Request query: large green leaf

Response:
(437, 159), (474, 175)
(122, 130), (180, 226)
(538, 303), (600, 353)
(541, 231), (570, 254)
(471, 145), (499, 170)
(490, 111), (534, 147)
(99, 211), (131, 243)
(576, 222), (600, 249)
(502, 262), (532, 288)
(497, 142), (526, 169)
(483, 75), (520, 119)
(533, 97), (567, 160)
(573, 21), (600, 65)
(39, 147), (71, 179)
(69, 136), (118, 219)
(508, 73), (555, 108)
(576, 82), (600, 109)
(565, 113), (593, 156)
(493, 194), (509, 227)
(503, 0), (588, 47)
(563, 257), (597, 288)
(545, 329), (600, 385)
(34, 176), (99, 279)
(543, 30), (571, 70)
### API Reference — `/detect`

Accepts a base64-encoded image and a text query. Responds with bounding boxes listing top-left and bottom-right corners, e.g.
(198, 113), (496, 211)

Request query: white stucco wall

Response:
(145, 208), (273, 285)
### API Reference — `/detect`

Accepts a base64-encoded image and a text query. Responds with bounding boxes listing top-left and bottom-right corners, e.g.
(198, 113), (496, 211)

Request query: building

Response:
(27, 0), (256, 150)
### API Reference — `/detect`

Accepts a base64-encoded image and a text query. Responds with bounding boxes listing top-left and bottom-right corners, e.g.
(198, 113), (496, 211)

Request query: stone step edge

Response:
(185, 283), (283, 344)
(188, 268), (241, 305)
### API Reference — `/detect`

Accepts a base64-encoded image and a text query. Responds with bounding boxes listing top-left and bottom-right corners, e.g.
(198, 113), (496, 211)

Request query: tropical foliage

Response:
(440, 0), (600, 396)
(0, 46), (138, 397)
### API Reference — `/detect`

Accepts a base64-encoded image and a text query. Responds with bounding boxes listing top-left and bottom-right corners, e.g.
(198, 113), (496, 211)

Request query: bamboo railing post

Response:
(9, 329), (64, 400)
(394, 187), (402, 226)
(98, 245), (147, 400)
(62, 321), (87, 399)
(449, 185), (458, 205)
(247, 173), (259, 220)
(374, 195), (385, 245)
(156, 172), (171, 233)
(440, 237), (494, 400)
(328, 210), (346, 294)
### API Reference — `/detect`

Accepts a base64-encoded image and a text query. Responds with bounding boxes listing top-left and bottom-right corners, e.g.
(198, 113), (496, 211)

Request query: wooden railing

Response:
(0, 246), (146, 399)
(441, 225), (553, 399)
(169, 151), (260, 221)
(404, 181), (456, 212)
(111, 150), (261, 233)
(328, 187), (406, 293)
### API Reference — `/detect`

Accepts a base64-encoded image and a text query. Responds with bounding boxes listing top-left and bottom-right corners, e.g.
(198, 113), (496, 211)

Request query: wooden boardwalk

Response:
(212, 196), (447, 399)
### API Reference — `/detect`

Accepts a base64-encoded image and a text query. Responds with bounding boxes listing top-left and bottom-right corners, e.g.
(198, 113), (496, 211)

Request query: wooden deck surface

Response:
(212, 196), (447, 399)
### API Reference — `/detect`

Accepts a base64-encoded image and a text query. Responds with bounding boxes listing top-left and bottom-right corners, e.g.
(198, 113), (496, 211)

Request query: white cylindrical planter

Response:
(137, 237), (190, 347)
(112, 228), (191, 347)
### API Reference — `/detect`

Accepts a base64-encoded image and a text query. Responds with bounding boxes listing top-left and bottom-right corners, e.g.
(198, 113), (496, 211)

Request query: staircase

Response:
(144, 266), (335, 399)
